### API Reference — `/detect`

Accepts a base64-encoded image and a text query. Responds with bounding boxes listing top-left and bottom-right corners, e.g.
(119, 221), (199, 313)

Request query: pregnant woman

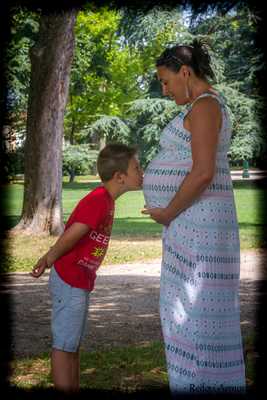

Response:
(142, 39), (246, 395)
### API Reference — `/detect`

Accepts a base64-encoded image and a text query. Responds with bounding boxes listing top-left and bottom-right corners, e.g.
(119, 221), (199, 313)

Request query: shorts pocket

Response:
(69, 287), (88, 311)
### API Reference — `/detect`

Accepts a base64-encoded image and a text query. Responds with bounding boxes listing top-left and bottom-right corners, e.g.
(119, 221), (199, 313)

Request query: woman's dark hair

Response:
(156, 38), (215, 81)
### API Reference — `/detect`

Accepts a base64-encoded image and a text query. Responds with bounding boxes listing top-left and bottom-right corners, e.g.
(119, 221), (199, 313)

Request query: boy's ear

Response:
(113, 171), (125, 183)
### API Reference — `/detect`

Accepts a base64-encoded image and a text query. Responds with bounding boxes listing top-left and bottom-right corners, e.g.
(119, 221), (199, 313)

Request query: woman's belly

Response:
(143, 155), (192, 208)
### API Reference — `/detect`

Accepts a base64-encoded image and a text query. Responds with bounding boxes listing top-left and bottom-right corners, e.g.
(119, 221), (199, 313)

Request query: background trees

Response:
(189, 3), (266, 165)
(63, 145), (98, 182)
(5, 3), (265, 234)
(7, 3), (265, 171)
(61, 4), (267, 167)
(64, 6), (144, 147)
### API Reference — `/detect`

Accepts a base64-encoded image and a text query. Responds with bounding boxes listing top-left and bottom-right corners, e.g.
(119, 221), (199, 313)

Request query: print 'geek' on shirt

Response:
(54, 186), (114, 291)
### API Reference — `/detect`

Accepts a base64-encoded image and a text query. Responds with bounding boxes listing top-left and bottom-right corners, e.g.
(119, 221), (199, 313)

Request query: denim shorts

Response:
(48, 266), (90, 352)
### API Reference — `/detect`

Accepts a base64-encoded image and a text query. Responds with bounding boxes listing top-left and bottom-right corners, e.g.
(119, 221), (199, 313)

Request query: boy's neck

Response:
(102, 182), (125, 200)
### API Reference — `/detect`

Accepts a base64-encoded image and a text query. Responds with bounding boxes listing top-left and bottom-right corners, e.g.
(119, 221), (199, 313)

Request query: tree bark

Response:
(99, 136), (106, 150)
(13, 9), (78, 235)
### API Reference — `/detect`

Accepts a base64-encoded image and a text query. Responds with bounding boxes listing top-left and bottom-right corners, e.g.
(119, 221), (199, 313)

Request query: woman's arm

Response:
(142, 97), (221, 225)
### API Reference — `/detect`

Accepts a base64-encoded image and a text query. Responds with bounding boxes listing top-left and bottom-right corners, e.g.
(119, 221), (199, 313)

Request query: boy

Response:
(31, 143), (143, 393)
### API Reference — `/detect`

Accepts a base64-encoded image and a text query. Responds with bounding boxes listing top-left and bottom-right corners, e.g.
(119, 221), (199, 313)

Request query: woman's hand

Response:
(141, 207), (173, 226)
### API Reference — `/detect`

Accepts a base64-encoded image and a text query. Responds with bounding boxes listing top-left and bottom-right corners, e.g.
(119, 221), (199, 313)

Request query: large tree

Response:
(64, 6), (144, 146)
(13, 8), (78, 235)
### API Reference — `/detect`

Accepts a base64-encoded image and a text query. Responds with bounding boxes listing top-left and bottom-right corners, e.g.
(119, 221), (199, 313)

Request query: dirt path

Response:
(2, 250), (266, 359)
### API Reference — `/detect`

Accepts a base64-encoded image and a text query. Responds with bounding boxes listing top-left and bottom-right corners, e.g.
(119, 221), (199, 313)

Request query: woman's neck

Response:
(189, 79), (212, 103)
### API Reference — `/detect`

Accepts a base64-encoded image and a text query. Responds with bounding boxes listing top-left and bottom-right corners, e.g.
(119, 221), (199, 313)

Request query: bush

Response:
(5, 147), (25, 180)
(63, 144), (98, 182)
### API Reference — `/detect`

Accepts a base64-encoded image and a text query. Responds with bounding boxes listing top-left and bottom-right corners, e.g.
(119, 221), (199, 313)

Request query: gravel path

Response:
(2, 249), (266, 359)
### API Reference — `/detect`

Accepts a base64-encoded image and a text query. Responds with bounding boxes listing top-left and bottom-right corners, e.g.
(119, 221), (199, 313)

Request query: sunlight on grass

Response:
(10, 355), (51, 388)
(10, 342), (168, 392)
(104, 238), (162, 265)
(4, 178), (262, 392)
(2, 178), (266, 273)
(9, 336), (256, 391)
(3, 234), (163, 273)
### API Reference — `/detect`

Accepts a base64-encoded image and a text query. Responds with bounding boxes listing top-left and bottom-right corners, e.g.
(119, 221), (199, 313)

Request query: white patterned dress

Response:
(143, 93), (246, 395)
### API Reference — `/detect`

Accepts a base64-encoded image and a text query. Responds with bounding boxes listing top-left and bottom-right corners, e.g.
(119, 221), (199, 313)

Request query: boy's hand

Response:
(30, 223), (90, 279)
(141, 207), (172, 226)
(30, 255), (49, 278)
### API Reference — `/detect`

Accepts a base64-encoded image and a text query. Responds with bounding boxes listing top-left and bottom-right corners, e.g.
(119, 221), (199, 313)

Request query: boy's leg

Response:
(48, 267), (90, 391)
(51, 348), (79, 392)
(72, 349), (80, 390)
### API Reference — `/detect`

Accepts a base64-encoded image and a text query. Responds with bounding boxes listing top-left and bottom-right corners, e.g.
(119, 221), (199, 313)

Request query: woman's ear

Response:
(181, 65), (190, 78)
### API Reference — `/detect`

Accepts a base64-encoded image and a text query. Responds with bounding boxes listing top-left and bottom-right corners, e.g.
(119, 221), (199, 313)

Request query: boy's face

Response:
(122, 156), (143, 191)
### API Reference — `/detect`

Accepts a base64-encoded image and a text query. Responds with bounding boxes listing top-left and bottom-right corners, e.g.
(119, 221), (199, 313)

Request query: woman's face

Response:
(157, 65), (189, 105)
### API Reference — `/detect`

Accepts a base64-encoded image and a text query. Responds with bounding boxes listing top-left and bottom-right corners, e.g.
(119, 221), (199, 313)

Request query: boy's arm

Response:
(31, 222), (90, 278)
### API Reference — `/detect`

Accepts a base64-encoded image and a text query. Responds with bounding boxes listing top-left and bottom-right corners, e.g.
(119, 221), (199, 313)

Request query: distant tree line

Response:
(4, 1), (265, 234)
(6, 3), (266, 179)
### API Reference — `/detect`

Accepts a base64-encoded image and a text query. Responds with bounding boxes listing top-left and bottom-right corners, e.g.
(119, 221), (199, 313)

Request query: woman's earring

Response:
(185, 84), (190, 100)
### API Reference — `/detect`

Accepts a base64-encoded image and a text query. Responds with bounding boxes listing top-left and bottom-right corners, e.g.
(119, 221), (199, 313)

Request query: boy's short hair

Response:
(97, 143), (138, 182)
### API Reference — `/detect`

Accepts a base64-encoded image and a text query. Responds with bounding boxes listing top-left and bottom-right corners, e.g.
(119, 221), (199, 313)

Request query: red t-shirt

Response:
(54, 186), (114, 291)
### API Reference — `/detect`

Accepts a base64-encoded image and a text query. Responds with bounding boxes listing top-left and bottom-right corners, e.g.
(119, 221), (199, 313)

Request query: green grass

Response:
(9, 337), (256, 391)
(4, 235), (163, 272)
(5, 177), (260, 391)
(3, 177), (163, 272)
(2, 177), (266, 272)
(3, 178), (162, 237)
(232, 180), (267, 249)
(10, 341), (168, 392)
(3, 177), (266, 241)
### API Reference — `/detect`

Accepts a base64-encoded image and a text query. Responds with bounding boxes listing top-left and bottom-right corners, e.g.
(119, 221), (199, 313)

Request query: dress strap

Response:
(186, 92), (223, 114)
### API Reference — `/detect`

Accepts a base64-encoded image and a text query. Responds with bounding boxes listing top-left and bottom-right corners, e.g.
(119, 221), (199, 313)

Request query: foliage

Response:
(215, 84), (266, 161)
(118, 6), (193, 96)
(65, 5), (194, 147)
(6, 8), (39, 131)
(189, 4), (266, 162)
(87, 115), (131, 144)
(4, 147), (25, 180)
(7, 4), (266, 166)
(190, 4), (263, 94)
(126, 99), (181, 167)
(118, 6), (192, 49)
(62, 145), (98, 182)
(64, 7), (144, 144)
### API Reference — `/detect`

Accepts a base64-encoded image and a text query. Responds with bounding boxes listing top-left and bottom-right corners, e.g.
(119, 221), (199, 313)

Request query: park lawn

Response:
(5, 179), (259, 392)
(2, 178), (267, 272)
(9, 349), (163, 392)
(10, 342), (168, 392)
(9, 337), (256, 392)
(4, 234), (162, 273)
(232, 180), (266, 249)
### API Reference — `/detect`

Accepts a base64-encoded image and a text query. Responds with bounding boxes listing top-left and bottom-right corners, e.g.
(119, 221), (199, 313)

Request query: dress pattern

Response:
(143, 93), (246, 394)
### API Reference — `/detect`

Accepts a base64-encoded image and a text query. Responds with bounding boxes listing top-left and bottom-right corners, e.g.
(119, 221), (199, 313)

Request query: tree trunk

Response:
(70, 117), (75, 145)
(99, 136), (106, 150)
(13, 9), (78, 235)
(69, 169), (75, 183)
(69, 93), (75, 145)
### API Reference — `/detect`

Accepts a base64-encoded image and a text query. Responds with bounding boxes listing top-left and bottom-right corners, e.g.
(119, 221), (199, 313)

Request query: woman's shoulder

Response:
(191, 93), (222, 114)
(191, 90), (227, 117)
(186, 92), (223, 129)
(195, 89), (223, 104)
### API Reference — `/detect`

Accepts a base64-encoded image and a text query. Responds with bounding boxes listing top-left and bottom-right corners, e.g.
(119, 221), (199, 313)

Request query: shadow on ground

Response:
(2, 272), (265, 358)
